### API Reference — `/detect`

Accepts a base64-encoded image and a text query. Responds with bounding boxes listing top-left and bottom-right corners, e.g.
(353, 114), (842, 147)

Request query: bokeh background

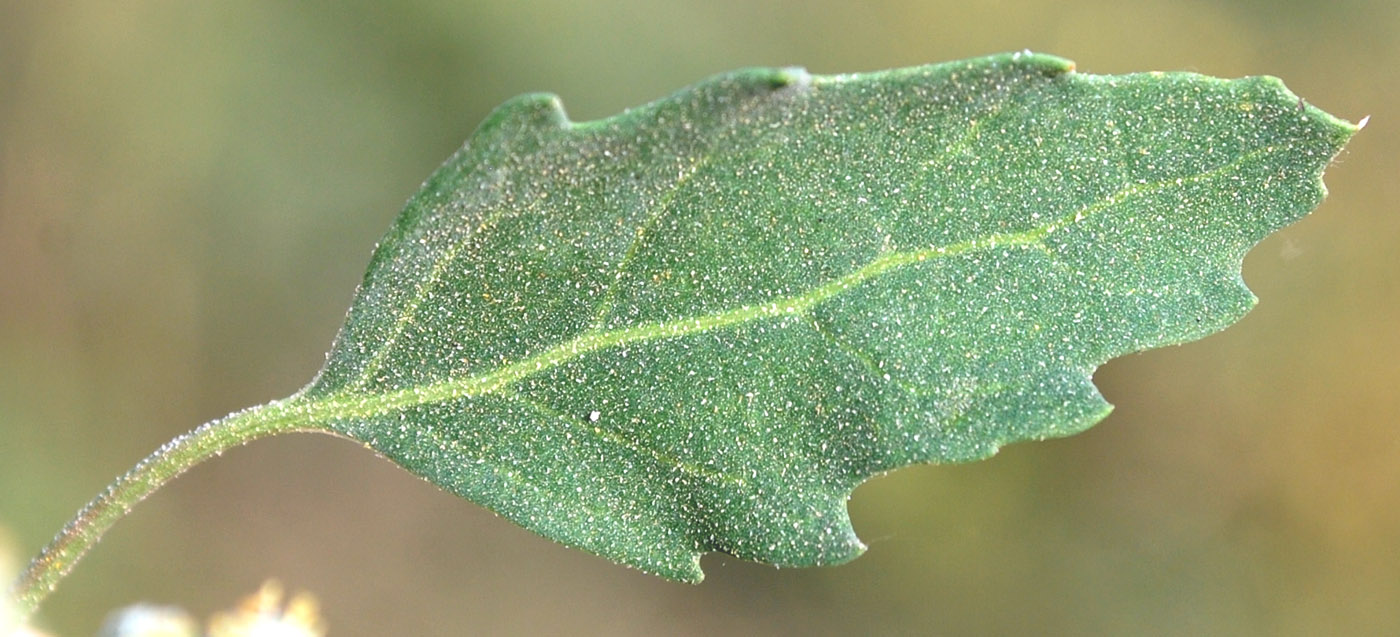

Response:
(1, 1), (1395, 635)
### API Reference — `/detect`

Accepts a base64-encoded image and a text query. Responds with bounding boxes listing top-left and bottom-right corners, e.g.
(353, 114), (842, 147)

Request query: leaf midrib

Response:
(301, 144), (1274, 425)
(351, 74), (1017, 389)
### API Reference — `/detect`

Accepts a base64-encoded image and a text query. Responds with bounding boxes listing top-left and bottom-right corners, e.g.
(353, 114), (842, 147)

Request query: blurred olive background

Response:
(1, 1), (1395, 635)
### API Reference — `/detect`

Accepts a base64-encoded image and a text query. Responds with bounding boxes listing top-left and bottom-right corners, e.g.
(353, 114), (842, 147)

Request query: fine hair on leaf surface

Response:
(7, 51), (1359, 624)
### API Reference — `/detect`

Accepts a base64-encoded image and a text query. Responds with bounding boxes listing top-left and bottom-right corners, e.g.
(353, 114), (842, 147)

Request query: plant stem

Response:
(6, 398), (309, 624)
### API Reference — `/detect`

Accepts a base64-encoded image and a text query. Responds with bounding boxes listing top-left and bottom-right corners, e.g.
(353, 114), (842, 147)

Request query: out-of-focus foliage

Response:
(1, 1), (1393, 635)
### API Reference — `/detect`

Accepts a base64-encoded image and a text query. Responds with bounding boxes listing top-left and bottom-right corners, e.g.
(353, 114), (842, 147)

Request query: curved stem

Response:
(6, 398), (309, 624)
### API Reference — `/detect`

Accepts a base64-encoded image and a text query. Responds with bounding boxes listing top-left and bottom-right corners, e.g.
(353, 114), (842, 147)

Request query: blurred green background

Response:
(1, 1), (1395, 635)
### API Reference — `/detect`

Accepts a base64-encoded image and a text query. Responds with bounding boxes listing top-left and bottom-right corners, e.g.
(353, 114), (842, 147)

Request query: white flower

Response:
(98, 605), (198, 637)
(206, 581), (325, 637)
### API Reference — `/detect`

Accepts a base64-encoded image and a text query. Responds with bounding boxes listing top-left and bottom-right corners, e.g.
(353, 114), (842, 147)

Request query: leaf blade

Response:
(298, 52), (1357, 581)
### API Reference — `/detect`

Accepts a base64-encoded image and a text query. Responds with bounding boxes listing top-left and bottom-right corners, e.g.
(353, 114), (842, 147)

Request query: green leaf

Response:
(290, 52), (1357, 581)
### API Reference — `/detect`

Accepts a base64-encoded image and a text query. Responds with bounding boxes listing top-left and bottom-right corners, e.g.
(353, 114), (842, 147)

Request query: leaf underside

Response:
(290, 52), (1357, 581)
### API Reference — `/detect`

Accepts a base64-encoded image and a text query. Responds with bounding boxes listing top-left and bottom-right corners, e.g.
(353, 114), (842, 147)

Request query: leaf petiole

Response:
(5, 399), (309, 624)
